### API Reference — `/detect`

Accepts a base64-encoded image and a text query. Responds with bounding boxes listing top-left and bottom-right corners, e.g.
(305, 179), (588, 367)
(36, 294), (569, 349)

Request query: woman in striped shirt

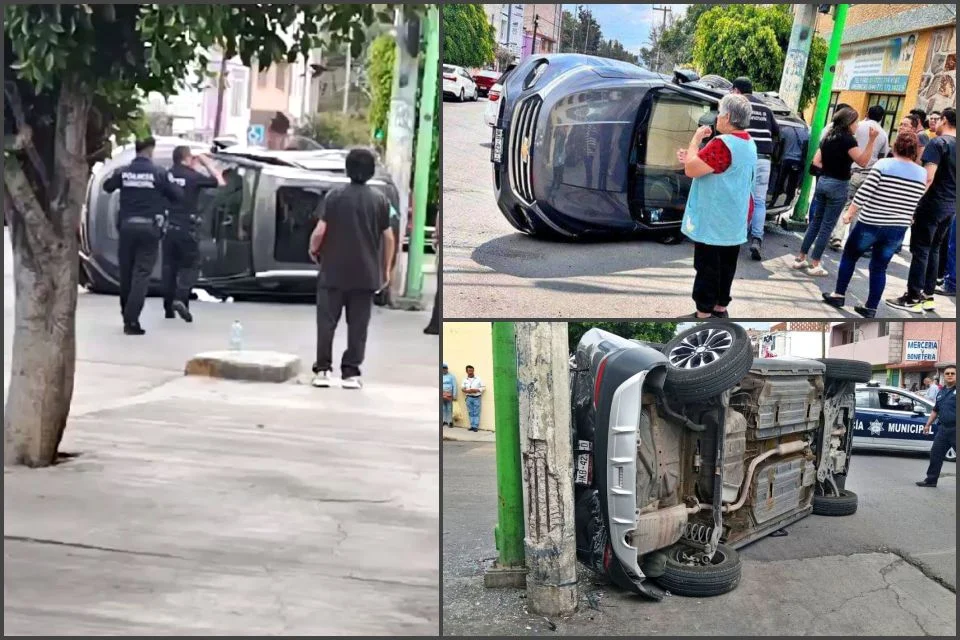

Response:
(821, 131), (929, 317)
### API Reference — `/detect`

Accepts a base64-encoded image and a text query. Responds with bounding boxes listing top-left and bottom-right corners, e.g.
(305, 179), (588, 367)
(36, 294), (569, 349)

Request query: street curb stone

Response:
(185, 350), (301, 383)
(443, 426), (495, 443)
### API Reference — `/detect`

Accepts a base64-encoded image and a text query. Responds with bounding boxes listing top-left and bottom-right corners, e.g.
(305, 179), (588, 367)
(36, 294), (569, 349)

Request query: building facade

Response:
(495, 4), (526, 60)
(806, 4), (956, 139)
(522, 4), (563, 58)
(828, 321), (956, 388)
(759, 322), (832, 359)
(442, 323), (497, 432)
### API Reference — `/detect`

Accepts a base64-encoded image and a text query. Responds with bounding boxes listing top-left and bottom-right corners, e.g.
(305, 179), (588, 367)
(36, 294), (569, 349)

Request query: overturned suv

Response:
(570, 325), (871, 600)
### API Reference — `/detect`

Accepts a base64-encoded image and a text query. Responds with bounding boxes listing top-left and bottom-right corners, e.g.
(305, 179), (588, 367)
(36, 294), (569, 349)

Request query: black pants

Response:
(907, 204), (953, 299)
(314, 286), (374, 378)
(938, 223), (952, 279)
(162, 228), (199, 313)
(692, 242), (740, 313)
(425, 290), (440, 332)
(925, 425), (956, 483)
(118, 224), (160, 326)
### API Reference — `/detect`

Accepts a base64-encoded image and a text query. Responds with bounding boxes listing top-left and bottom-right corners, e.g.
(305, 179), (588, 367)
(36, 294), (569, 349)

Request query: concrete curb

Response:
(443, 426), (495, 443)
(184, 350), (301, 383)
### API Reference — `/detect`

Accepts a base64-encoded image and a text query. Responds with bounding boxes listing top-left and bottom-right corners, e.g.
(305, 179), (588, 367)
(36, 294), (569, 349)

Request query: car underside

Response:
(571, 325), (870, 599)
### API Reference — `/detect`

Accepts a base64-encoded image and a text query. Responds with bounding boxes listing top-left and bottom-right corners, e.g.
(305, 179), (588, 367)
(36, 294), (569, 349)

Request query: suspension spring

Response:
(682, 522), (714, 544)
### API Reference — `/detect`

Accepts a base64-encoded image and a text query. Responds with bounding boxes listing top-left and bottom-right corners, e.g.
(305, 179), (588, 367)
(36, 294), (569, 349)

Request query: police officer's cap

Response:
(135, 136), (156, 153)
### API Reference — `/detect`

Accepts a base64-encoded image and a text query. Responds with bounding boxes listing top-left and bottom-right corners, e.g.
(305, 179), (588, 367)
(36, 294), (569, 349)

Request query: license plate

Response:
(575, 453), (592, 486)
(492, 128), (504, 164)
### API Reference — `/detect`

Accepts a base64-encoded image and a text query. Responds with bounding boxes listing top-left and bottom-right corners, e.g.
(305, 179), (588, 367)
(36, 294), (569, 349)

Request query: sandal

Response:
(805, 265), (829, 277)
(791, 258), (810, 270)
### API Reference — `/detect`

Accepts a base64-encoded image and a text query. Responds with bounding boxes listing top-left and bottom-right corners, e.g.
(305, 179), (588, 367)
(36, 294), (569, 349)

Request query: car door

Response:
(196, 159), (257, 281)
(861, 388), (932, 452)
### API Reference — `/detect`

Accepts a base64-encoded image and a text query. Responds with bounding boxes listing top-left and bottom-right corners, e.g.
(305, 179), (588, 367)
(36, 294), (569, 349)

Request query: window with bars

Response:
(825, 92), (841, 126)
(867, 94), (905, 141)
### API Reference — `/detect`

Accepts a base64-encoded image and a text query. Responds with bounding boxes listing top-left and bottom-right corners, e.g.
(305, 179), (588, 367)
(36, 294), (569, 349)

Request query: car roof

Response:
(856, 384), (931, 399)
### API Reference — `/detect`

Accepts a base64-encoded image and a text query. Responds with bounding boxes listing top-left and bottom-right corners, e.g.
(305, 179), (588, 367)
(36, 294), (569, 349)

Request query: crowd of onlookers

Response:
(677, 75), (955, 318)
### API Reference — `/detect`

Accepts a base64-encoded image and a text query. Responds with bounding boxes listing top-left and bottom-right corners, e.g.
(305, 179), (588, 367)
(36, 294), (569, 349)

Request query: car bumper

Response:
(442, 80), (459, 95)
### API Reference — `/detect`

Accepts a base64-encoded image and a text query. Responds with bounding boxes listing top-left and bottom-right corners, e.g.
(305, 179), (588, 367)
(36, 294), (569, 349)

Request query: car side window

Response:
(198, 162), (255, 242)
(645, 93), (712, 168)
(878, 391), (911, 411)
(856, 389), (877, 409)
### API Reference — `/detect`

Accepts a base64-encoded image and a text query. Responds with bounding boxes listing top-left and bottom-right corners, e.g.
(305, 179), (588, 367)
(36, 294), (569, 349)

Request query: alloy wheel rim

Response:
(668, 328), (734, 369)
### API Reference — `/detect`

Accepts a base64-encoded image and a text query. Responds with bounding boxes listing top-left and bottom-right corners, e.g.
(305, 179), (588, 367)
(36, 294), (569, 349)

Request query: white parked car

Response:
(483, 64), (516, 127)
(442, 64), (478, 102)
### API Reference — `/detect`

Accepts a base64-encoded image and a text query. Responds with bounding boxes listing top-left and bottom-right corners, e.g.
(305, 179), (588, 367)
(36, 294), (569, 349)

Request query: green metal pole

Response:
(792, 4), (849, 222)
(491, 321), (525, 568)
(404, 4), (438, 303)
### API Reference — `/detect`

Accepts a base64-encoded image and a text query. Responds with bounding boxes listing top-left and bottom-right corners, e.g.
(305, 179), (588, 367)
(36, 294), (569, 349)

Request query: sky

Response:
(561, 4), (690, 57)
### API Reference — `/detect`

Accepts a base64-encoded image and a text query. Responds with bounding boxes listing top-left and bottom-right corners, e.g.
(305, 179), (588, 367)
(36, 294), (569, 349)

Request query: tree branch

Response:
(4, 80), (52, 196)
(2, 160), (58, 262)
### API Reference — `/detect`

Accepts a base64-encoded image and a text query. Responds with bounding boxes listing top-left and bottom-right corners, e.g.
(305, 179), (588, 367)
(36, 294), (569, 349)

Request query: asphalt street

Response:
(442, 441), (956, 636)
(3, 229), (440, 635)
(442, 99), (957, 320)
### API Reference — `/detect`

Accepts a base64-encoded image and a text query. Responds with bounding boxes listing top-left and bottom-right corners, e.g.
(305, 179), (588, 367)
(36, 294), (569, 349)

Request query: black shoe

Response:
(749, 237), (762, 261)
(853, 305), (877, 318)
(164, 310), (176, 319)
(935, 287), (956, 297)
(821, 293), (845, 308)
(424, 324), (439, 335)
(123, 323), (146, 336)
(885, 295), (925, 313)
(172, 300), (193, 323)
(915, 480), (937, 487)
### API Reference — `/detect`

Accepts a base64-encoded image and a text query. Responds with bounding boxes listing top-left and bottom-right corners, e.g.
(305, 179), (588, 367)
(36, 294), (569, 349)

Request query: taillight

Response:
(489, 90), (500, 102)
(593, 355), (609, 409)
(443, 74), (455, 81)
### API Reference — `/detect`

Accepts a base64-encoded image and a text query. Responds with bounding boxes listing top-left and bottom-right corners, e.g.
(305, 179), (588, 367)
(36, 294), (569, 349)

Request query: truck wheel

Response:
(662, 323), (753, 402)
(812, 489), (858, 516)
(816, 358), (872, 383)
(654, 543), (742, 597)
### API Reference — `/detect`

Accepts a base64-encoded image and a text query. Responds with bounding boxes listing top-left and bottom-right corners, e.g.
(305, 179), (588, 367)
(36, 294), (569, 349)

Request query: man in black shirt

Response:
(732, 77), (779, 261)
(102, 137), (182, 335)
(308, 148), (396, 389)
(888, 107), (956, 313)
(164, 146), (225, 322)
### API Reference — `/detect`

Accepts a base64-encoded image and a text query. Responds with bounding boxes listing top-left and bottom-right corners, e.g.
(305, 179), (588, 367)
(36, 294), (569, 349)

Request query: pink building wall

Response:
(902, 322), (956, 366)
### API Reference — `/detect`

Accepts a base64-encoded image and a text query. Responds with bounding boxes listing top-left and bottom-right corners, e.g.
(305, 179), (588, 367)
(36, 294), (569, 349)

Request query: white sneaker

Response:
(341, 376), (363, 390)
(312, 371), (332, 388)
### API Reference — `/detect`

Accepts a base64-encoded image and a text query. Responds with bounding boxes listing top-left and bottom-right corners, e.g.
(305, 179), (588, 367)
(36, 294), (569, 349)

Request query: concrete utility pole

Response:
(778, 4), (819, 114)
(515, 322), (578, 616)
(652, 5), (672, 73)
(384, 5), (421, 305)
(484, 322), (527, 589)
(342, 48), (352, 114)
(793, 4), (850, 223)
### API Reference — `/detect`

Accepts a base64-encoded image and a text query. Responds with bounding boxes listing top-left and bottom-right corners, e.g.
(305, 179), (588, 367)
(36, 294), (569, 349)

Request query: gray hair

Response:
(719, 93), (753, 130)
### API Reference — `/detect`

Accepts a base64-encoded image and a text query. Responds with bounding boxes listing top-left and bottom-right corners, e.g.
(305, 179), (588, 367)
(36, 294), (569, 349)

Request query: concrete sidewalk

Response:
(4, 375), (439, 635)
(443, 425), (495, 443)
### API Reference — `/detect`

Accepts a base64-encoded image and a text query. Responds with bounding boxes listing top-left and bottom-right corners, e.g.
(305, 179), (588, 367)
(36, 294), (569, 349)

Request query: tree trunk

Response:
(3, 81), (90, 467)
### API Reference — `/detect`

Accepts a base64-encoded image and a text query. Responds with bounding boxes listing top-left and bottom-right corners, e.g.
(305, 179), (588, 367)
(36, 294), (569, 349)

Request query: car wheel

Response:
(662, 323), (754, 402)
(946, 447), (957, 462)
(459, 88), (465, 102)
(654, 543), (742, 597)
(812, 489), (858, 516)
(815, 358), (872, 383)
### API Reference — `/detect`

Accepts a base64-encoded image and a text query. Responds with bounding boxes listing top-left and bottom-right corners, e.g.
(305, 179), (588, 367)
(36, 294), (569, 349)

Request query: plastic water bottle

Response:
(229, 320), (243, 351)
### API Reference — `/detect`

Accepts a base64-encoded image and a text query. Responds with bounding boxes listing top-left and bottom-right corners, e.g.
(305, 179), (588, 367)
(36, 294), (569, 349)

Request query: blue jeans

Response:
(834, 222), (908, 310)
(945, 216), (956, 292)
(465, 396), (482, 430)
(442, 400), (453, 425)
(750, 158), (772, 240)
(801, 177), (848, 262)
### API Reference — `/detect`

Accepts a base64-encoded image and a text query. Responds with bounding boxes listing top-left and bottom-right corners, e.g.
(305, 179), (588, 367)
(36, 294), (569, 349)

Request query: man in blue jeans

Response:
(732, 77), (778, 261)
(461, 365), (485, 432)
(917, 365), (956, 488)
(936, 216), (956, 296)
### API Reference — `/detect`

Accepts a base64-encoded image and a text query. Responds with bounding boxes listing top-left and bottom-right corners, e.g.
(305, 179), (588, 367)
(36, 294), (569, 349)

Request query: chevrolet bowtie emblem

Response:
(520, 137), (531, 163)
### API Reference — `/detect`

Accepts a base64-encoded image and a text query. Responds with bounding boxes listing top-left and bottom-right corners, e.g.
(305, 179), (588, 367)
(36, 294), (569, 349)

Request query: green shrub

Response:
(368, 34), (397, 150)
(296, 111), (371, 148)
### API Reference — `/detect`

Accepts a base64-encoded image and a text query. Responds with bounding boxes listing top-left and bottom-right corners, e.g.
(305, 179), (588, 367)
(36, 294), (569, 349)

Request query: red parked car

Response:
(472, 69), (501, 97)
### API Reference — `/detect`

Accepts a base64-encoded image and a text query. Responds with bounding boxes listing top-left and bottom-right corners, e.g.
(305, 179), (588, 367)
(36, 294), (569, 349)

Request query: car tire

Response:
(815, 358), (872, 383)
(812, 489), (858, 516)
(654, 543), (742, 597)
(662, 323), (754, 402)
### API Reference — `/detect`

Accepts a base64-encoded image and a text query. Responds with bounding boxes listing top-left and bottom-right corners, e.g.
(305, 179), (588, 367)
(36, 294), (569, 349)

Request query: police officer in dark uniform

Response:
(165, 146), (224, 322)
(917, 365), (957, 487)
(102, 137), (182, 335)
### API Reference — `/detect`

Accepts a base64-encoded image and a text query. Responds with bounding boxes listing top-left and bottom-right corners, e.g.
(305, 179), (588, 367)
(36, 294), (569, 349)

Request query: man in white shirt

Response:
(925, 377), (941, 402)
(461, 365), (486, 432)
(830, 105), (891, 250)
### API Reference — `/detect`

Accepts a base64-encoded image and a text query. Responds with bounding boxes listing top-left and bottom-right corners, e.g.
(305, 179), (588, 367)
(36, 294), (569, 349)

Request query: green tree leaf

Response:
(441, 4), (495, 68)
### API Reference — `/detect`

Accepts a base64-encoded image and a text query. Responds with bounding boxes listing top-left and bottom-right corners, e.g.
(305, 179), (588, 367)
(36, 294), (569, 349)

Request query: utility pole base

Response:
(781, 217), (808, 231)
(391, 296), (425, 311)
(483, 563), (528, 589)
(526, 581), (578, 616)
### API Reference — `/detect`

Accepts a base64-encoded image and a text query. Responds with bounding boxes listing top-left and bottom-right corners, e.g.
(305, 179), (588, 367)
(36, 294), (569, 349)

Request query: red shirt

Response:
(696, 131), (755, 219)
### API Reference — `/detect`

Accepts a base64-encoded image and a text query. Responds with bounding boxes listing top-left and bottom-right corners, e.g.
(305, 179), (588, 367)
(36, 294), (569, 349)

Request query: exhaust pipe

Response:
(721, 440), (807, 514)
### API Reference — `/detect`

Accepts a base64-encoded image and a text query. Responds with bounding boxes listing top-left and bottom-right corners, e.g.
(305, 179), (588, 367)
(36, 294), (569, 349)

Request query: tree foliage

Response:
(560, 7), (602, 55)
(639, 4), (717, 72)
(596, 39), (638, 65)
(367, 33), (397, 149)
(296, 111), (371, 148)
(442, 4), (494, 68)
(568, 323), (679, 353)
(692, 4), (826, 110)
